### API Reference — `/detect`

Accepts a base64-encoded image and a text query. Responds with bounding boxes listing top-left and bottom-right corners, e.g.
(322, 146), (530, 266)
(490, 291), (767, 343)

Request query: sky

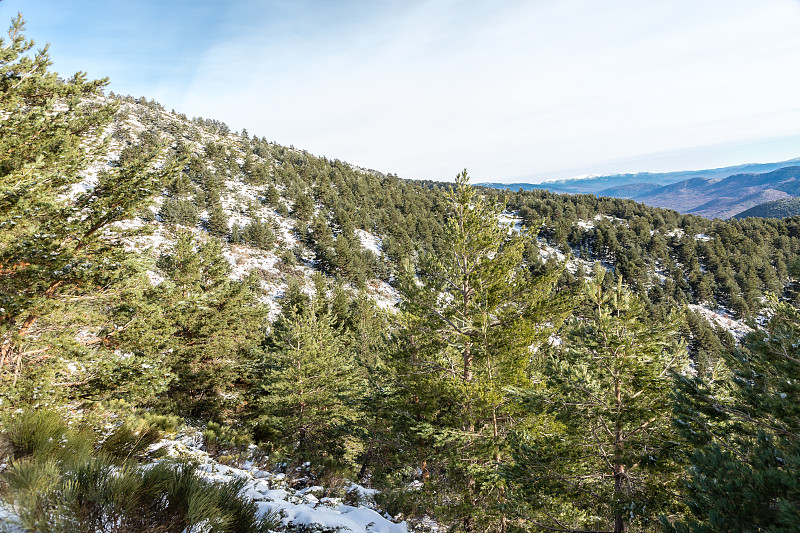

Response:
(4, 0), (800, 183)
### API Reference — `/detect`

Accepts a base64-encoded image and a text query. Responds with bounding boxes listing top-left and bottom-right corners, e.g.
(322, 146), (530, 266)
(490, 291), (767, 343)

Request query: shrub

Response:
(5, 457), (278, 533)
(203, 422), (252, 455)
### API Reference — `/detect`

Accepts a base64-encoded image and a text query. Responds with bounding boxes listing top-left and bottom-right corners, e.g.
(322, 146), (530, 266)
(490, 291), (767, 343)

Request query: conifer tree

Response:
(117, 231), (265, 418)
(506, 275), (687, 533)
(0, 14), (171, 385)
(395, 170), (569, 531)
(666, 296), (800, 532)
(254, 281), (366, 459)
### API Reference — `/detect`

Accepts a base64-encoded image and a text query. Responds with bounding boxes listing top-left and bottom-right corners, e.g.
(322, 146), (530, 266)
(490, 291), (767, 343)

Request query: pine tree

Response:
(253, 281), (366, 459)
(0, 14), (171, 386)
(395, 170), (570, 531)
(207, 204), (229, 238)
(666, 296), (800, 532)
(506, 275), (687, 533)
(118, 231), (265, 418)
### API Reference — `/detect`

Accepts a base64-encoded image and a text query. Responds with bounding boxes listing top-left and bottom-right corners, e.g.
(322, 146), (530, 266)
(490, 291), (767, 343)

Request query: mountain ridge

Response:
(477, 157), (800, 195)
(632, 166), (800, 218)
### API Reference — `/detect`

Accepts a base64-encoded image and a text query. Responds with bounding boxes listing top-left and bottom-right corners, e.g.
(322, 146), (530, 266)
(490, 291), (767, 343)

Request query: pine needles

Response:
(0, 409), (279, 533)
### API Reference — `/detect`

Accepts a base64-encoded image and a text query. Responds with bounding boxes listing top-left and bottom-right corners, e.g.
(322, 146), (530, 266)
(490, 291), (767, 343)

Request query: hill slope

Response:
(734, 197), (800, 219)
(632, 166), (800, 218)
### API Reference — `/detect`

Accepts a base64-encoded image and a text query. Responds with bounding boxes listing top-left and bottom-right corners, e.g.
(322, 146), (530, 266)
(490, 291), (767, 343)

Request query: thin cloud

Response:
(6, 0), (800, 181)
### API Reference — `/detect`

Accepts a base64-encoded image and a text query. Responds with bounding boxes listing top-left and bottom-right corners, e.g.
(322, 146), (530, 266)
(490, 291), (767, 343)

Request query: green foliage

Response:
(2, 409), (72, 460)
(667, 298), (800, 532)
(122, 230), (266, 418)
(0, 409), (277, 533)
(207, 204), (230, 238)
(0, 14), (173, 395)
(5, 457), (277, 533)
(506, 189), (800, 319)
(242, 218), (275, 250)
(203, 421), (252, 454)
(159, 197), (199, 227)
(98, 419), (163, 462)
(1, 407), (166, 465)
(734, 197), (800, 219)
(253, 281), (366, 461)
(394, 171), (571, 531)
(6, 8), (800, 529)
(506, 276), (687, 532)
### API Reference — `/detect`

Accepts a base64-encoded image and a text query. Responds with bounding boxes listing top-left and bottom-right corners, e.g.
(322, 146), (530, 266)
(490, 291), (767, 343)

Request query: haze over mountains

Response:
(479, 158), (800, 219)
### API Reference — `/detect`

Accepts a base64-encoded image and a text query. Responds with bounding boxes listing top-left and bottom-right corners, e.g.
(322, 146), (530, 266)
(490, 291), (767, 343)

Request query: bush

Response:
(98, 419), (162, 462)
(2, 409), (94, 462)
(242, 218), (275, 250)
(159, 197), (199, 227)
(1, 411), (277, 533)
(203, 421), (252, 455)
(5, 457), (279, 533)
(2, 409), (67, 459)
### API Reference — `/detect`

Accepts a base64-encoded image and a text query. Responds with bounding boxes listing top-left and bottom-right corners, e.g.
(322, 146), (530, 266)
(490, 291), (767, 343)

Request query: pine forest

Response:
(1, 12), (800, 533)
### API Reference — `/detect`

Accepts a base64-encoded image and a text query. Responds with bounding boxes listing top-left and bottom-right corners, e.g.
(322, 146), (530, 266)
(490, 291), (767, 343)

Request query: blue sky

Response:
(4, 0), (800, 182)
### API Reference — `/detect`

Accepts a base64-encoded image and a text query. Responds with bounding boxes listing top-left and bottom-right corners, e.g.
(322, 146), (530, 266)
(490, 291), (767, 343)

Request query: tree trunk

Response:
(613, 369), (626, 533)
(613, 464), (626, 533)
(463, 341), (473, 382)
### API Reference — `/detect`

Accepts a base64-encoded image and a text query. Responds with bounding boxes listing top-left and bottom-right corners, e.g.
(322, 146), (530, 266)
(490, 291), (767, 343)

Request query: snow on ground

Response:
(537, 238), (566, 263)
(498, 212), (524, 234)
(0, 431), (417, 533)
(223, 245), (280, 281)
(576, 213), (621, 231)
(367, 279), (401, 312)
(688, 304), (752, 340)
(0, 498), (22, 533)
(155, 434), (411, 533)
(356, 229), (382, 256)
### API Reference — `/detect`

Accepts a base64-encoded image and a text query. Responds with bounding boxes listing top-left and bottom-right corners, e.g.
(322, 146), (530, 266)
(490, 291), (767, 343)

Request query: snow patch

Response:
(688, 304), (752, 339)
(151, 434), (410, 533)
(356, 229), (382, 256)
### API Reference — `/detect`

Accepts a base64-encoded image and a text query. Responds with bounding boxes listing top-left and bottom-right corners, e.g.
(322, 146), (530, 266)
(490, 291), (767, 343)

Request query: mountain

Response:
(596, 182), (661, 198)
(477, 158), (800, 195)
(734, 197), (800, 219)
(633, 166), (800, 218)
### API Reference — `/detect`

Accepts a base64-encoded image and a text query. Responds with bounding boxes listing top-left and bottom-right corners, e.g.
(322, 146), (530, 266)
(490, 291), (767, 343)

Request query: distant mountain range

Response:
(632, 166), (800, 219)
(478, 158), (800, 219)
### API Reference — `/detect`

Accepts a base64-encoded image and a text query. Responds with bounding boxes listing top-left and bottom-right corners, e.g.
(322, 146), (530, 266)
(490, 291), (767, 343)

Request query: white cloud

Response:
(14, 0), (800, 181)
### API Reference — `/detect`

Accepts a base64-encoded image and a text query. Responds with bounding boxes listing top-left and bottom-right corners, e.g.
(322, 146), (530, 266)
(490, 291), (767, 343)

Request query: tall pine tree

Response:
(395, 171), (570, 532)
(0, 14), (171, 392)
(506, 275), (687, 533)
(253, 279), (367, 460)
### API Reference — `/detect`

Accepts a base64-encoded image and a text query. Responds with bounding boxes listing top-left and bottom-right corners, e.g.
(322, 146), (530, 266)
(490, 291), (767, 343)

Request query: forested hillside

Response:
(735, 197), (800, 219)
(2, 15), (800, 533)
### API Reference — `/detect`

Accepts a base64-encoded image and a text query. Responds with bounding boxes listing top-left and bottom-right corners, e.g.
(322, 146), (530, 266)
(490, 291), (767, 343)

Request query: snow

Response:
(150, 433), (410, 533)
(0, 501), (23, 533)
(498, 212), (524, 234)
(688, 304), (752, 340)
(356, 229), (382, 256)
(0, 430), (414, 533)
(366, 279), (400, 312)
(537, 238), (566, 263)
